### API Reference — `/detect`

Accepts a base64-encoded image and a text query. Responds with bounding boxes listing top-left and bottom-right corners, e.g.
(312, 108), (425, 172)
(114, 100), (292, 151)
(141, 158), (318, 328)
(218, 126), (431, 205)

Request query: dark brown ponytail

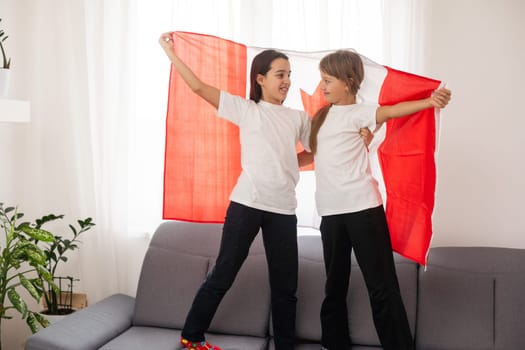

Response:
(309, 105), (331, 154)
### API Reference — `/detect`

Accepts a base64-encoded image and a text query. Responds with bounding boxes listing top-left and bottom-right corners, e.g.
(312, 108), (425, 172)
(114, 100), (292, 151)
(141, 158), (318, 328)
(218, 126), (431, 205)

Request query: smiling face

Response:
(317, 50), (364, 106)
(320, 71), (355, 105)
(257, 57), (291, 105)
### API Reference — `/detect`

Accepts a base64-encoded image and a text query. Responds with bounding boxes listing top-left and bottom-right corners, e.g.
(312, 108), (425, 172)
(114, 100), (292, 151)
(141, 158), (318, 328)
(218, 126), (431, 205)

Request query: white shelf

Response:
(0, 98), (31, 122)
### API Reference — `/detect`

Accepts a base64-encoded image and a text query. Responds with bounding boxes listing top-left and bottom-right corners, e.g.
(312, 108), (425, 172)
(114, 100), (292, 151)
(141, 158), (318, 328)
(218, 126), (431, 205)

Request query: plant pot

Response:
(0, 68), (10, 97)
(39, 310), (71, 325)
(40, 292), (87, 326)
(41, 291), (88, 315)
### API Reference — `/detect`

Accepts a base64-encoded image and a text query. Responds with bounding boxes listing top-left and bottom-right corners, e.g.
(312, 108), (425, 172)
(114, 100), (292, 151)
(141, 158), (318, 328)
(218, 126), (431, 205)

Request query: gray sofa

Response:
(25, 220), (525, 350)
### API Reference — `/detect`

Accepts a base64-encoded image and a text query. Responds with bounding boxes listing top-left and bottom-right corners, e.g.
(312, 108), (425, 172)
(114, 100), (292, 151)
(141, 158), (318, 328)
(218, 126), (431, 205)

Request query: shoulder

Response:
(219, 91), (257, 113)
(355, 103), (378, 113)
(352, 103), (378, 121)
(220, 91), (251, 104)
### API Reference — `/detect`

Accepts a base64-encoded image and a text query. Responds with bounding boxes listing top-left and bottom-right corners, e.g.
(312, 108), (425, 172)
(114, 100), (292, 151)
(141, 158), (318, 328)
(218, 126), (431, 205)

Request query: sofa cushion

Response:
(133, 221), (270, 338)
(133, 221), (224, 328)
(133, 247), (210, 328)
(295, 246), (325, 340)
(416, 247), (525, 350)
(98, 326), (181, 350)
(209, 252), (271, 337)
(417, 266), (494, 349)
(270, 342), (382, 350)
(495, 275), (525, 350)
(99, 326), (268, 350)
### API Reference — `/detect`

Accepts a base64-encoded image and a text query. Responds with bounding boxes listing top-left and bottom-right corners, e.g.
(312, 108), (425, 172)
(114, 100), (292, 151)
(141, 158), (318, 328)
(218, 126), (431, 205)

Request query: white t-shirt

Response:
(217, 91), (311, 215)
(314, 103), (383, 216)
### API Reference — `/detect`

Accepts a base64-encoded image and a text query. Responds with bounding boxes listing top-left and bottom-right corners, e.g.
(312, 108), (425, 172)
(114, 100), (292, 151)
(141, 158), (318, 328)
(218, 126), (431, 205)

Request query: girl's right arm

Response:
(159, 32), (220, 109)
(375, 87), (451, 125)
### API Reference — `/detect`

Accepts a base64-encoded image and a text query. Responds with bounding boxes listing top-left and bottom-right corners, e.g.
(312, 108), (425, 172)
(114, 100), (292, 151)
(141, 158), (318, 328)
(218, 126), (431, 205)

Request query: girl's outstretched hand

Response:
(159, 32), (174, 52)
(430, 88), (452, 108)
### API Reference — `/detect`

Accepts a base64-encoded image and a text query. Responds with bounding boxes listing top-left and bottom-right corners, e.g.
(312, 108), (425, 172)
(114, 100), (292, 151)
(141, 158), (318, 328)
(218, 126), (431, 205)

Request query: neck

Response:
(332, 94), (356, 106)
(261, 97), (283, 105)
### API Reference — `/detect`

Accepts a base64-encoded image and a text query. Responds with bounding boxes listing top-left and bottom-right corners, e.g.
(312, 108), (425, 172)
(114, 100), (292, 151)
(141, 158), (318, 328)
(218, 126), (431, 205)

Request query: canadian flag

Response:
(163, 31), (442, 265)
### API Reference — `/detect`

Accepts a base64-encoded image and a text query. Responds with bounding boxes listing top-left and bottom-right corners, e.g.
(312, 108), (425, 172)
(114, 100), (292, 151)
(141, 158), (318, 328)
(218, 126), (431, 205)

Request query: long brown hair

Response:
(309, 50), (365, 154)
(249, 49), (289, 103)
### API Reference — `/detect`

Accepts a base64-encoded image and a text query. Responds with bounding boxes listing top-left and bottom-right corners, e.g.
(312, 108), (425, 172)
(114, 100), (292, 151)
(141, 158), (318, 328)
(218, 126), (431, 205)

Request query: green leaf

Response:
(33, 311), (50, 328)
(80, 217), (95, 228)
(19, 225), (55, 242)
(4, 206), (15, 214)
(13, 213), (24, 222)
(35, 214), (64, 228)
(10, 241), (45, 266)
(69, 224), (78, 235)
(26, 312), (40, 333)
(36, 265), (53, 282)
(28, 251), (47, 265)
(7, 288), (28, 317)
(20, 274), (42, 302)
(35, 266), (59, 293)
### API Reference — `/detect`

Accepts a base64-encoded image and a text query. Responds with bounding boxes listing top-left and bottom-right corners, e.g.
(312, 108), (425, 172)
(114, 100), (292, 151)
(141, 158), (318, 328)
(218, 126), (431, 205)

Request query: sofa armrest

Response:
(25, 293), (135, 350)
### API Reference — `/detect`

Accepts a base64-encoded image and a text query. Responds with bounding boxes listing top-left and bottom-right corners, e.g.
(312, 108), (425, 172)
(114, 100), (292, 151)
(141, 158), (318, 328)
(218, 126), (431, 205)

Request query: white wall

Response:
(2, 1), (522, 246)
(1, 0), (522, 246)
(421, 0), (525, 248)
(1, 0), (525, 349)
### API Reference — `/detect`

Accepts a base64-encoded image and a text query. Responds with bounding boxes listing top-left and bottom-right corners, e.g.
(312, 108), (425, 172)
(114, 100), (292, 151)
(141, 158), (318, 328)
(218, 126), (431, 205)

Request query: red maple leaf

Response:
(300, 82), (328, 118)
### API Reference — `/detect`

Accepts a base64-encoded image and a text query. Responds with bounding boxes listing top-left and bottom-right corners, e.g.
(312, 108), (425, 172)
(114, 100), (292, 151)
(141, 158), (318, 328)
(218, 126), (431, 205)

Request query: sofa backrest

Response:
(416, 246), (525, 350)
(294, 234), (418, 347)
(132, 220), (271, 338)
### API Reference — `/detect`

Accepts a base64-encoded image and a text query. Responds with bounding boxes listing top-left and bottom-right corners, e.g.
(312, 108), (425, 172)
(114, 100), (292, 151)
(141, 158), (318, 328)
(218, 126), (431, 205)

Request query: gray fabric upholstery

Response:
(208, 253), (271, 337)
(133, 221), (271, 337)
(25, 222), (525, 350)
(132, 245), (210, 328)
(98, 327), (269, 350)
(25, 294), (135, 350)
(416, 247), (525, 350)
(98, 327), (180, 350)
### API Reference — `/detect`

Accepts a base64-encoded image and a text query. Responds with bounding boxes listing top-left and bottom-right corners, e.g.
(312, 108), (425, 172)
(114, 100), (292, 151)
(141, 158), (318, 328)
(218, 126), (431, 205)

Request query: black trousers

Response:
(182, 201), (298, 350)
(320, 205), (414, 350)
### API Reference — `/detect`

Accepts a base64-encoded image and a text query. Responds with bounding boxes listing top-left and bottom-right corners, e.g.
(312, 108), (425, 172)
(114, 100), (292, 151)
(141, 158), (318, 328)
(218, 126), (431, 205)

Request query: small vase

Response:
(0, 68), (10, 97)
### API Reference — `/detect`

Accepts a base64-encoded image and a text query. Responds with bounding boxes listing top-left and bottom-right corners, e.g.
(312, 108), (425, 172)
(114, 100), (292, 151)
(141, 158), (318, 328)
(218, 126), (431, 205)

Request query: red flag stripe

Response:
(378, 67), (441, 264)
(163, 32), (245, 222)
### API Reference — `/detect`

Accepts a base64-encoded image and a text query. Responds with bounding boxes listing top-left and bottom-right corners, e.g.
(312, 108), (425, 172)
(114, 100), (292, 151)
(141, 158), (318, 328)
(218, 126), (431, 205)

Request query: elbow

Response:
(191, 85), (203, 94)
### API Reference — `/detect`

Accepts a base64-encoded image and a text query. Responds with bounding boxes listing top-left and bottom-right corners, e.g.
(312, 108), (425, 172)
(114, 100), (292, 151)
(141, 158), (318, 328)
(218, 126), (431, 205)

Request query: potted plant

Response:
(34, 214), (94, 316)
(0, 17), (11, 97)
(0, 203), (94, 349)
(0, 203), (55, 350)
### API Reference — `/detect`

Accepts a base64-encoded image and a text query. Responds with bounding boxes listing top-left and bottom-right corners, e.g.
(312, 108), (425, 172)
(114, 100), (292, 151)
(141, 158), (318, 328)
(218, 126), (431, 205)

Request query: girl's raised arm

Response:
(375, 87), (451, 125)
(159, 32), (220, 109)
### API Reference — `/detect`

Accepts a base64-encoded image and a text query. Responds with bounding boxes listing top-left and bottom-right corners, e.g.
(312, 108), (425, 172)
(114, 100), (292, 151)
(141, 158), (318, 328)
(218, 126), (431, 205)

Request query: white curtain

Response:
(17, 0), (424, 302)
